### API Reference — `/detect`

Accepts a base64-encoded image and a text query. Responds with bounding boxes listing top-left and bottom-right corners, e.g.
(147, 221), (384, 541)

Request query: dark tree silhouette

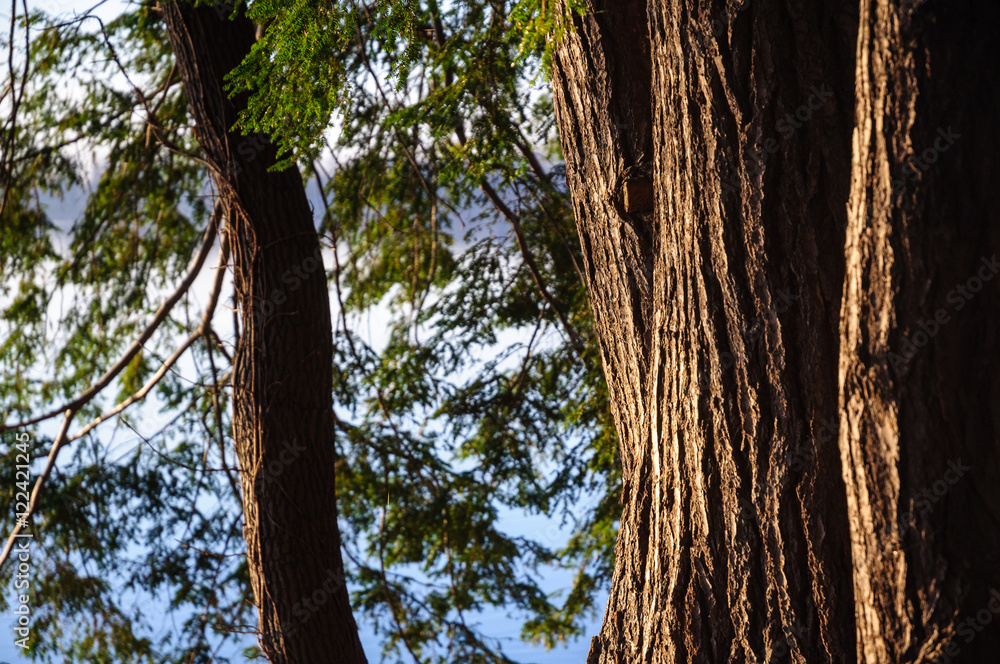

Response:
(160, 5), (367, 662)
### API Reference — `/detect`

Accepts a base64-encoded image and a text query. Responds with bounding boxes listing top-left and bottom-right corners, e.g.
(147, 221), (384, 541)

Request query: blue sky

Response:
(0, 607), (603, 663)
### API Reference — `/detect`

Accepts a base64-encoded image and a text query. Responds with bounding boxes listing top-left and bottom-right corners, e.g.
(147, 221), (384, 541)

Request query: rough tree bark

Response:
(159, 4), (367, 663)
(838, 2), (1000, 662)
(551, 1), (1000, 663)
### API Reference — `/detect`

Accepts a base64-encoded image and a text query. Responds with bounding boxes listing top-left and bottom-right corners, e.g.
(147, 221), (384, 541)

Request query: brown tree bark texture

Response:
(840, 2), (1000, 662)
(159, 4), (367, 663)
(552, 1), (1000, 663)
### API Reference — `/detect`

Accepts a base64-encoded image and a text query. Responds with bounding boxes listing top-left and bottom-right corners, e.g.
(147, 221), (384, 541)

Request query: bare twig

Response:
(67, 227), (228, 443)
(0, 216), (220, 569)
(2, 218), (218, 432)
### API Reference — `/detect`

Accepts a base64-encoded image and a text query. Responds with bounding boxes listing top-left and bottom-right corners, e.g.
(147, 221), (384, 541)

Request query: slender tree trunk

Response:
(552, 1), (1000, 663)
(159, 4), (367, 662)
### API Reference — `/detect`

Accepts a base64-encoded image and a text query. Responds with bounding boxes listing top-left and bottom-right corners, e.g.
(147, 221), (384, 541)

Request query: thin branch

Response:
(0, 411), (72, 567)
(0, 214), (220, 569)
(67, 230), (229, 443)
(512, 131), (549, 186)
(525, 183), (588, 289)
(477, 178), (585, 357)
(2, 218), (218, 431)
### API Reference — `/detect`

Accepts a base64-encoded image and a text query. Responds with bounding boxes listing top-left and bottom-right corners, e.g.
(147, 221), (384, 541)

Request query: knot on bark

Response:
(614, 163), (655, 215)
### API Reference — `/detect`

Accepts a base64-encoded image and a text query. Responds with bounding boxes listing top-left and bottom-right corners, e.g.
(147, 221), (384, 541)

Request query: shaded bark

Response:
(159, 3), (367, 662)
(839, 1), (1000, 662)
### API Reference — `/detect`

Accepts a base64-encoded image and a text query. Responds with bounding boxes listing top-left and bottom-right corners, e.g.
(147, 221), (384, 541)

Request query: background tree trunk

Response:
(159, 4), (367, 663)
(552, 1), (1000, 662)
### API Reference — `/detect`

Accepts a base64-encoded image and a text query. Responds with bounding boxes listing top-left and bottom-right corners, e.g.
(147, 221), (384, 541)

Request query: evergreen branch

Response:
(1, 214), (218, 432)
(425, 10), (585, 361)
(68, 225), (229, 444)
(0, 214), (221, 569)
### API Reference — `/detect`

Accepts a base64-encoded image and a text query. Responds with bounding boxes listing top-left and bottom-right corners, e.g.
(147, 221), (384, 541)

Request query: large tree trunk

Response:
(159, 4), (367, 663)
(552, 1), (1000, 663)
(839, 2), (1000, 662)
